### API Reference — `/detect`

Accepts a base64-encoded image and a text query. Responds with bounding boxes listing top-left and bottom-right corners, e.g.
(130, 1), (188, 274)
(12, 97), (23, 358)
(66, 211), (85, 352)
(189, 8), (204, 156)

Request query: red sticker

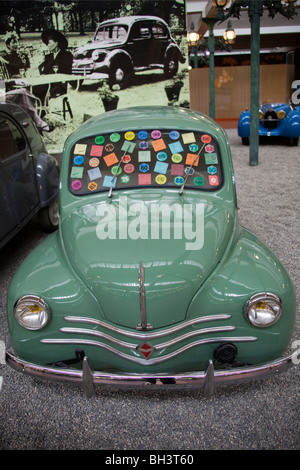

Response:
(209, 175), (219, 186)
(201, 134), (212, 143)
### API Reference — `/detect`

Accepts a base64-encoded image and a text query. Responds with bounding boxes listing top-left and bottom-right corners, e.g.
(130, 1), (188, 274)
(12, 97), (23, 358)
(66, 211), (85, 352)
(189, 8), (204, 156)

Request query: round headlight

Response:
(259, 110), (263, 119)
(245, 293), (282, 327)
(277, 110), (286, 119)
(14, 296), (50, 330)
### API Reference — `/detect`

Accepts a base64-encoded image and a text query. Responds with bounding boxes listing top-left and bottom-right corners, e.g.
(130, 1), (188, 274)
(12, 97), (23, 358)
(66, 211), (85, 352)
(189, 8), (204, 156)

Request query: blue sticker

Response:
(189, 144), (199, 153)
(154, 161), (168, 174)
(138, 130), (148, 140)
(74, 155), (84, 165)
(139, 163), (150, 173)
(156, 151), (168, 161)
(174, 176), (184, 185)
(169, 130), (180, 140)
(169, 141), (183, 154)
(207, 165), (217, 175)
(103, 175), (116, 188)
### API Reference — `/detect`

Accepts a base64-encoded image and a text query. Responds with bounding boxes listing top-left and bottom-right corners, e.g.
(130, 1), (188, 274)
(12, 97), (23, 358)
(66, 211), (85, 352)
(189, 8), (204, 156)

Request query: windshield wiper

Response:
(108, 150), (127, 198)
(179, 142), (205, 195)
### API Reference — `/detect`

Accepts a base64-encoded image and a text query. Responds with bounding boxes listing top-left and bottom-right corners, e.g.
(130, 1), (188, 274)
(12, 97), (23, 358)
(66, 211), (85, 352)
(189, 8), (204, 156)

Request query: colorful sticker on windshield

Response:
(69, 129), (222, 195)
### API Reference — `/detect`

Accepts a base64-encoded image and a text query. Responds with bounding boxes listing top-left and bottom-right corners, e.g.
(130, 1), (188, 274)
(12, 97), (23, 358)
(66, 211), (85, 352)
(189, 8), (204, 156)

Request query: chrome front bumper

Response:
(5, 350), (297, 398)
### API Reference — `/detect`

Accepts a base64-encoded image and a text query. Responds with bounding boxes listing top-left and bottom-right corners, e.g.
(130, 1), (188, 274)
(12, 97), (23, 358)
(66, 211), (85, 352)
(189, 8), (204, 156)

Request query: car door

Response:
(0, 113), (39, 244)
(126, 21), (152, 68)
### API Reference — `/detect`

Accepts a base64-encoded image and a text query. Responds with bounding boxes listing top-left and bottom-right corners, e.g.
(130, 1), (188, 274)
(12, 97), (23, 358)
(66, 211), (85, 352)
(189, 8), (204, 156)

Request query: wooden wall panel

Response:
(189, 64), (295, 124)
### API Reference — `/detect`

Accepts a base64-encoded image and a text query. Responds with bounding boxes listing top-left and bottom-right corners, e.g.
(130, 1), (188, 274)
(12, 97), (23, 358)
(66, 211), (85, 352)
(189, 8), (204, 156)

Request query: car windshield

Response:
(95, 25), (128, 43)
(68, 128), (223, 196)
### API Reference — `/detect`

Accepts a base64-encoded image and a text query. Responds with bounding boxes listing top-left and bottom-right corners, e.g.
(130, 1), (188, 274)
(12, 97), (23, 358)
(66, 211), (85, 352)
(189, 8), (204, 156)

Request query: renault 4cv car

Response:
(5, 106), (297, 398)
(238, 102), (300, 146)
(0, 102), (59, 249)
(72, 16), (185, 88)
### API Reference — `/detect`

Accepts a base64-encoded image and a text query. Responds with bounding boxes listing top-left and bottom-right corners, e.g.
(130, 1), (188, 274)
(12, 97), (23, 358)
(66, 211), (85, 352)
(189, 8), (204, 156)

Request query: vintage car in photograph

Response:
(72, 16), (185, 87)
(0, 102), (59, 250)
(5, 106), (296, 398)
(238, 102), (300, 146)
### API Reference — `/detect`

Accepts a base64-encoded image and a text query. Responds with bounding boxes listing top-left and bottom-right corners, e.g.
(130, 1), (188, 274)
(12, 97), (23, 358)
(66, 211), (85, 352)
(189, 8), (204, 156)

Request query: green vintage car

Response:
(5, 106), (297, 397)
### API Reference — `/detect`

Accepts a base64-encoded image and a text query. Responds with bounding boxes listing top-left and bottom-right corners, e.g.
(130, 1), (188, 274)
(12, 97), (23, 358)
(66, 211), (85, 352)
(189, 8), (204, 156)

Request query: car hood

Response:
(61, 192), (235, 329)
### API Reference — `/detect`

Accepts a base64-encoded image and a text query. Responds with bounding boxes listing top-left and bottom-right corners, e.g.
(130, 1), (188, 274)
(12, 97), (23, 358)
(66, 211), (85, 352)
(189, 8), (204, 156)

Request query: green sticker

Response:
(193, 176), (204, 186)
(71, 166), (84, 178)
(205, 153), (218, 165)
(95, 135), (105, 145)
(111, 165), (122, 176)
(121, 175), (130, 183)
(110, 133), (121, 142)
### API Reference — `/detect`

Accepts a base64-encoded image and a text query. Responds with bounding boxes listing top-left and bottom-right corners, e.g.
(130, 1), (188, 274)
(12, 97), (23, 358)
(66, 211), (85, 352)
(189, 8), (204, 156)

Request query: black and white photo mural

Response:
(0, 0), (189, 153)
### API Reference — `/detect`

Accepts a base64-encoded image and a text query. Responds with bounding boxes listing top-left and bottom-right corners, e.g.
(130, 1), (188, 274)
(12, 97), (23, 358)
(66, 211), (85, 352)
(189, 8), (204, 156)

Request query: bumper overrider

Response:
(5, 349), (297, 398)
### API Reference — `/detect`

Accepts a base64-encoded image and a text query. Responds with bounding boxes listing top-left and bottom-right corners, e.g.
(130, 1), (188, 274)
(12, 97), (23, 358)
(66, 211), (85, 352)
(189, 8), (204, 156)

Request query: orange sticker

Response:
(89, 158), (100, 167)
(185, 153), (199, 166)
(152, 138), (166, 152)
(104, 153), (118, 167)
(88, 182), (98, 191)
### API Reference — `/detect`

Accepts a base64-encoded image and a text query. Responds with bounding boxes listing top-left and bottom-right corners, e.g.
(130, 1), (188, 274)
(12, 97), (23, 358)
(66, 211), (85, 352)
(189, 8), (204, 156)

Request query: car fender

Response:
(6, 231), (104, 362)
(187, 224), (296, 363)
(282, 107), (300, 138)
(106, 49), (133, 69)
(164, 43), (185, 63)
(237, 110), (250, 137)
(35, 153), (60, 207)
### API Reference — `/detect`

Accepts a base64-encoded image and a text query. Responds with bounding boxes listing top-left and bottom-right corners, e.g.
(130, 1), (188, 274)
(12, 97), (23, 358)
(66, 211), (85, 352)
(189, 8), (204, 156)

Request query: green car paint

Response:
(6, 107), (296, 391)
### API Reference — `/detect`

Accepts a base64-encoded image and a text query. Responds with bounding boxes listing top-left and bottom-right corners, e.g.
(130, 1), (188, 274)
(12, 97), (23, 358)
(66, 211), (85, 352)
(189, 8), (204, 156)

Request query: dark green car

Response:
(5, 106), (297, 397)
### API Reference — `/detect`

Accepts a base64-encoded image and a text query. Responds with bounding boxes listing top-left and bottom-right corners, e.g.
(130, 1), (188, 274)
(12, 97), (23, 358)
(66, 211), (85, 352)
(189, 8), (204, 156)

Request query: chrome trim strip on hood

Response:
(63, 314), (233, 340)
(58, 325), (237, 350)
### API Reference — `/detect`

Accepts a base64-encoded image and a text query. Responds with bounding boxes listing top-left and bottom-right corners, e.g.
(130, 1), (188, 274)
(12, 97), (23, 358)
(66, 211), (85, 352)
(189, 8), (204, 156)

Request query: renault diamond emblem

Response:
(137, 342), (155, 359)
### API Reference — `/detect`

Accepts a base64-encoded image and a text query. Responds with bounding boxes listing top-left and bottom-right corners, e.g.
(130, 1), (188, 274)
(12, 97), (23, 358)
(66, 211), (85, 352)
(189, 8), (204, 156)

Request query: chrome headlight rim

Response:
(14, 295), (51, 330)
(277, 110), (286, 120)
(244, 292), (282, 328)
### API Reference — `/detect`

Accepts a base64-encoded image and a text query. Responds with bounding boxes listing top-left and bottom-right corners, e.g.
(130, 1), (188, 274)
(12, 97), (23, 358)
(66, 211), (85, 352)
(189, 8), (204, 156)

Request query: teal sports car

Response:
(5, 106), (297, 397)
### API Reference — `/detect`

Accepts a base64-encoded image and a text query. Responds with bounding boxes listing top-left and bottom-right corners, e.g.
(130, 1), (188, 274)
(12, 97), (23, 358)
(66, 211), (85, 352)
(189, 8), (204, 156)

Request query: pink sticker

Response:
(138, 173), (151, 185)
(205, 144), (214, 153)
(72, 180), (82, 191)
(151, 130), (162, 139)
(90, 145), (103, 157)
(171, 164), (184, 176)
(124, 163), (135, 174)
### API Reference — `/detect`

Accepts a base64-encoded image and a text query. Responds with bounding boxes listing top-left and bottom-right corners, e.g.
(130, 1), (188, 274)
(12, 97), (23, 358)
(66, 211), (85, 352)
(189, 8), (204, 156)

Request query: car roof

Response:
(98, 16), (169, 27)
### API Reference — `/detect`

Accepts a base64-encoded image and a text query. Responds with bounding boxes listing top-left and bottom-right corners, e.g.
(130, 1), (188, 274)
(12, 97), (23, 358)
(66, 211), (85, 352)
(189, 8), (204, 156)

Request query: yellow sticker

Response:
(74, 144), (87, 155)
(155, 174), (167, 185)
(125, 131), (135, 141)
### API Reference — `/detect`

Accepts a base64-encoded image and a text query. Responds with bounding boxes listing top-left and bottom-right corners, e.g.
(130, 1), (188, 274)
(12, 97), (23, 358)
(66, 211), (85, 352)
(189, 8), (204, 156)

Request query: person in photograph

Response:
(38, 29), (73, 98)
(0, 32), (30, 78)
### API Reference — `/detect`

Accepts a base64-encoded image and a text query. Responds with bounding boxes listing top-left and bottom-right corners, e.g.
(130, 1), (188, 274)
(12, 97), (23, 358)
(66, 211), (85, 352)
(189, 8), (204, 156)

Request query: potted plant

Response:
(99, 82), (120, 112)
(164, 69), (187, 102)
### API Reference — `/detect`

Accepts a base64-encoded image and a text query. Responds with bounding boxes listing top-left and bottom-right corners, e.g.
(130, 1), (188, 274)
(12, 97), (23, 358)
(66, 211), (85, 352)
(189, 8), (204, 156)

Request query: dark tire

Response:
(108, 59), (133, 89)
(164, 52), (179, 78)
(242, 137), (249, 145)
(39, 198), (59, 233)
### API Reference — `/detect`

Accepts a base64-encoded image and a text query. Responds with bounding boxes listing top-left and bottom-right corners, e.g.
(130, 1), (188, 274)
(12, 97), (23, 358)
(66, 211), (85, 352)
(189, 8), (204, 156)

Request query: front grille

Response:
(262, 110), (279, 129)
(41, 314), (257, 366)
